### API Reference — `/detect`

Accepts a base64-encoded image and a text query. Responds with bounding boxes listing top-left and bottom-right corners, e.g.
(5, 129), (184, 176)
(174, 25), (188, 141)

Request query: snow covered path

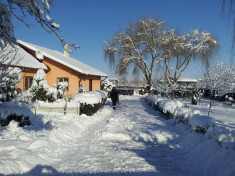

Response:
(60, 96), (187, 175)
(0, 96), (234, 176)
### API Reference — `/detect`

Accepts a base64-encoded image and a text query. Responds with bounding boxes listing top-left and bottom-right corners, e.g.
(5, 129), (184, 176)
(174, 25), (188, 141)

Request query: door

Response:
(89, 79), (92, 91)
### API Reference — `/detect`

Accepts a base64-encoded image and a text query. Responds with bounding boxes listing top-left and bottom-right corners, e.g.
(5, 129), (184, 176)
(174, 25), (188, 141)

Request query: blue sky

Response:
(13, 0), (233, 80)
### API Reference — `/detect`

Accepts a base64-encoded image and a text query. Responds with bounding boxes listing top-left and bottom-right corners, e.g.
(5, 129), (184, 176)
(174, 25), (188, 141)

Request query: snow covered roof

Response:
(158, 77), (198, 83)
(17, 40), (107, 77)
(0, 44), (47, 70)
(177, 77), (198, 83)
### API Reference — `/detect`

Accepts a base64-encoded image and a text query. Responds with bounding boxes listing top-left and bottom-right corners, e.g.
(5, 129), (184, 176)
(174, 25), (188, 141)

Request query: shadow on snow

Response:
(0, 165), (159, 176)
(0, 106), (51, 132)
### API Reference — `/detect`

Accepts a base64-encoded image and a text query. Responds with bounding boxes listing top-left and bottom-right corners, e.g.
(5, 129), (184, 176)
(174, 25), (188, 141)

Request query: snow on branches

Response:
(0, 67), (21, 101)
(105, 17), (218, 89)
(0, 0), (78, 49)
(161, 29), (217, 85)
(16, 69), (67, 103)
(105, 18), (166, 90)
(198, 61), (235, 96)
(102, 78), (115, 94)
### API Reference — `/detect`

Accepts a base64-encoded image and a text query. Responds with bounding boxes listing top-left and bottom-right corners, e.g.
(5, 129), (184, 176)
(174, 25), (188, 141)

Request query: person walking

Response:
(110, 87), (119, 109)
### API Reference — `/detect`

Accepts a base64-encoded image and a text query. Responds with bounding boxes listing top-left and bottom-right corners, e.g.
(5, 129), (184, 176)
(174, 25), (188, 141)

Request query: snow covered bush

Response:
(16, 90), (33, 102)
(145, 95), (168, 108)
(31, 69), (49, 102)
(46, 86), (58, 103)
(206, 127), (235, 150)
(145, 94), (234, 149)
(73, 90), (108, 116)
(188, 114), (216, 134)
(46, 82), (68, 102)
(0, 113), (31, 127)
(102, 78), (115, 96)
(174, 108), (201, 124)
(158, 99), (184, 116)
(174, 107), (217, 134)
(57, 82), (68, 99)
(16, 69), (67, 103)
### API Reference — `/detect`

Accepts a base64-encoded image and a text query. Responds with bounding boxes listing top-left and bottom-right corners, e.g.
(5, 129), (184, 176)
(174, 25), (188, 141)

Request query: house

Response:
(3, 40), (107, 97)
(177, 77), (198, 89)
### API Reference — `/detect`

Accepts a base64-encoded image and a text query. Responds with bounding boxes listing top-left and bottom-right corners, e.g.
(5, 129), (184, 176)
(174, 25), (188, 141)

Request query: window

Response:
(24, 76), (33, 90)
(57, 77), (69, 91)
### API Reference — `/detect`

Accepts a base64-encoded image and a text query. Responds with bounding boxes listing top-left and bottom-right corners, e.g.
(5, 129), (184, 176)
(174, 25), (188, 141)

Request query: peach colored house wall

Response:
(17, 69), (37, 91)
(79, 75), (101, 92)
(16, 47), (102, 97)
(43, 57), (80, 97)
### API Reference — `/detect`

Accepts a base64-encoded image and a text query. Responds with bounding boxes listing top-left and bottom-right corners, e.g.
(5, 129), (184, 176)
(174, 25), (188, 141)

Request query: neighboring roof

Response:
(177, 77), (198, 83)
(158, 77), (198, 83)
(17, 40), (107, 77)
(0, 44), (47, 70)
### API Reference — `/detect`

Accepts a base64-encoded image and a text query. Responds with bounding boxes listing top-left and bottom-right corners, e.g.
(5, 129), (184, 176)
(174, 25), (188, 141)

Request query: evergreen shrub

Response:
(80, 103), (102, 116)
(80, 97), (107, 116)
(0, 113), (31, 127)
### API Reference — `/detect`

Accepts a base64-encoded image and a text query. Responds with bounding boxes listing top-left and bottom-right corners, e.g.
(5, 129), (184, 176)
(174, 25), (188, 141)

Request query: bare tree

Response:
(105, 17), (165, 90)
(0, 0), (78, 49)
(162, 29), (218, 85)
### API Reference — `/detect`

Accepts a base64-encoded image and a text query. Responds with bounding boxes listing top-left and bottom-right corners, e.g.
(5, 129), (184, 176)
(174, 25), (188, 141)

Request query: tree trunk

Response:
(208, 98), (213, 116)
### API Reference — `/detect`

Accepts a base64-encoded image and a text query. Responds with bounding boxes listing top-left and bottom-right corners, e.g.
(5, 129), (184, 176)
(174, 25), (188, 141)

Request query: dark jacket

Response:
(110, 88), (119, 102)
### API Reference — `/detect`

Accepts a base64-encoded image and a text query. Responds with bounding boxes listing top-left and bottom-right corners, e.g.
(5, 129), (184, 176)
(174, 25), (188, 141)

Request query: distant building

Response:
(177, 77), (198, 89)
(158, 77), (198, 89)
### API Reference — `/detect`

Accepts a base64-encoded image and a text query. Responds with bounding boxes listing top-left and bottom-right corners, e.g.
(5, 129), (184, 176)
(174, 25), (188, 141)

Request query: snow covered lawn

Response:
(182, 98), (235, 130)
(0, 95), (234, 176)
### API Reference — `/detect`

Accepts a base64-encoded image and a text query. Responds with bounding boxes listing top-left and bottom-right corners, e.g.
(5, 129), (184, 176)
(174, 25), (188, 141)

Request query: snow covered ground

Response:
(0, 95), (235, 176)
(183, 98), (235, 130)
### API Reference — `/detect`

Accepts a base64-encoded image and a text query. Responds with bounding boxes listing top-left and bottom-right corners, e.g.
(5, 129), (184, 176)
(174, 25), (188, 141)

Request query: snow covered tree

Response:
(155, 80), (178, 98)
(199, 61), (235, 95)
(105, 17), (218, 92)
(102, 78), (115, 96)
(0, 0), (77, 49)
(198, 61), (235, 115)
(0, 44), (22, 101)
(162, 29), (218, 85)
(105, 17), (166, 90)
(31, 69), (49, 102)
(0, 67), (21, 101)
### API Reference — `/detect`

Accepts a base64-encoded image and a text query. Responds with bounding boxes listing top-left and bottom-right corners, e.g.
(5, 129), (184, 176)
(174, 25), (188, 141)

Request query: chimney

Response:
(63, 44), (71, 57)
